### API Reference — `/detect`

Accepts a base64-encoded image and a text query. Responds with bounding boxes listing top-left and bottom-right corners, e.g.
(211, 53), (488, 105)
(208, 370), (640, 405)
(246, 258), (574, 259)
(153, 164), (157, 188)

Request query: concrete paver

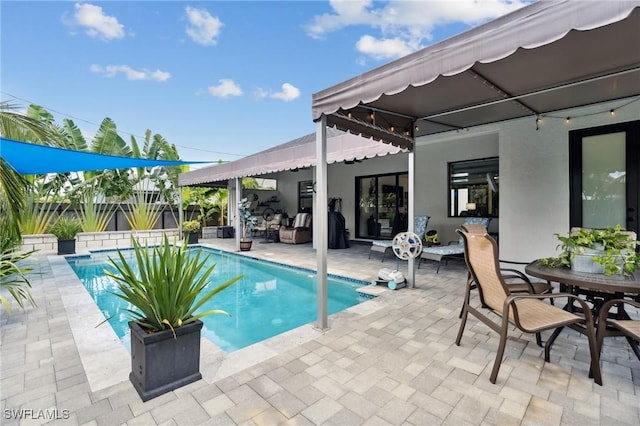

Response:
(1, 238), (639, 425)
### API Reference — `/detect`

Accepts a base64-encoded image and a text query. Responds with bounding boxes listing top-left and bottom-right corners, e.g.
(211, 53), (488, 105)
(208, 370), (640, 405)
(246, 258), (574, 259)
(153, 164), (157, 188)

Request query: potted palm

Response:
(49, 216), (82, 255)
(238, 197), (258, 251)
(182, 220), (201, 244)
(543, 225), (639, 276)
(105, 235), (240, 401)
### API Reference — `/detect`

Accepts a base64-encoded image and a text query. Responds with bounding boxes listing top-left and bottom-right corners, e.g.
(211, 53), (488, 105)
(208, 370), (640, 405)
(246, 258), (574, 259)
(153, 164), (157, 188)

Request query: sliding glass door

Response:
(569, 121), (639, 234)
(355, 172), (408, 240)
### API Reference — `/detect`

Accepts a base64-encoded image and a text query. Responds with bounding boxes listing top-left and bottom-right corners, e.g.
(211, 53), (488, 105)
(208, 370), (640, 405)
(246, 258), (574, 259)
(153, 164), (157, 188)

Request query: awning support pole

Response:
(315, 117), (329, 331)
(408, 149), (416, 288)
(235, 177), (241, 251)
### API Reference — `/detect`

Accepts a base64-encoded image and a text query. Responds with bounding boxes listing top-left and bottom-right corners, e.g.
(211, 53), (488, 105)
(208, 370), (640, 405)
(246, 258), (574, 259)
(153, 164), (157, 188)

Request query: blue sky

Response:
(1, 1), (530, 163)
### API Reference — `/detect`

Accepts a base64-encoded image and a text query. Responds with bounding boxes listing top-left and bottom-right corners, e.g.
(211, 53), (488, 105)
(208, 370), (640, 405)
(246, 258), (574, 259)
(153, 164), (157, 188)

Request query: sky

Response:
(1, 0), (532, 163)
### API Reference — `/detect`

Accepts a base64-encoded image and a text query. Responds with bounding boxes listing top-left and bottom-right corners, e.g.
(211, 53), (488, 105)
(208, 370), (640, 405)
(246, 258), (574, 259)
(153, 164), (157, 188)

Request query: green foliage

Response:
(541, 225), (639, 276)
(49, 216), (82, 240)
(78, 194), (117, 233)
(105, 235), (240, 332)
(0, 238), (37, 316)
(19, 193), (60, 235)
(238, 197), (258, 240)
(182, 220), (201, 233)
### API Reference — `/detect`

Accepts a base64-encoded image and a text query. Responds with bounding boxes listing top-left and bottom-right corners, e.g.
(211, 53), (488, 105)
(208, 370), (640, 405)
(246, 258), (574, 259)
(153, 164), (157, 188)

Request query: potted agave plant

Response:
(105, 235), (240, 401)
(238, 197), (258, 251)
(49, 216), (83, 255)
(182, 220), (201, 244)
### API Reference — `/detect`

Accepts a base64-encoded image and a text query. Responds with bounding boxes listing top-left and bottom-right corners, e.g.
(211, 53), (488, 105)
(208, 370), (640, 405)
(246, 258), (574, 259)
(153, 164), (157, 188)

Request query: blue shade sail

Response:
(0, 137), (209, 175)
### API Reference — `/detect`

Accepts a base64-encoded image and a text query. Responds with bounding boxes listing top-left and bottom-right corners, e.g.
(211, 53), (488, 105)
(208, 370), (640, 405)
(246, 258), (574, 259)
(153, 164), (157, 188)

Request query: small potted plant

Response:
(105, 235), (240, 401)
(49, 216), (83, 255)
(542, 225), (639, 276)
(182, 220), (201, 244)
(238, 197), (258, 251)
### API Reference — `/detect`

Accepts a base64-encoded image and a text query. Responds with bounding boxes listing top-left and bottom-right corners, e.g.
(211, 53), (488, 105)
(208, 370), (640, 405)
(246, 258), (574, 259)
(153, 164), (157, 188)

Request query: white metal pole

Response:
(315, 118), (328, 331)
(408, 149), (416, 288)
(235, 177), (241, 251)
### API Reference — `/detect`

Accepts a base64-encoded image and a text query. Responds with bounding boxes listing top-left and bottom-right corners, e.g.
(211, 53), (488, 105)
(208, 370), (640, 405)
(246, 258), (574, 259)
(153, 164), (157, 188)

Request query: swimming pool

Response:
(66, 247), (369, 352)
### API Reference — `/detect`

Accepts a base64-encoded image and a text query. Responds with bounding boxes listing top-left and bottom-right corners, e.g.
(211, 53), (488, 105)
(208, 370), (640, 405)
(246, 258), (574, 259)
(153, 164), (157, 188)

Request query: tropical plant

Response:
(238, 197), (258, 240)
(77, 189), (117, 232)
(105, 235), (240, 333)
(542, 225), (640, 276)
(49, 216), (82, 240)
(0, 237), (37, 315)
(182, 220), (201, 234)
(19, 191), (61, 235)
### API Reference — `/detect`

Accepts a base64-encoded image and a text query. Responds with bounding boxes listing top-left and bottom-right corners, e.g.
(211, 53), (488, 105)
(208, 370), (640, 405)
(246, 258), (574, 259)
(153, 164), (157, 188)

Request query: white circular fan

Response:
(391, 232), (423, 260)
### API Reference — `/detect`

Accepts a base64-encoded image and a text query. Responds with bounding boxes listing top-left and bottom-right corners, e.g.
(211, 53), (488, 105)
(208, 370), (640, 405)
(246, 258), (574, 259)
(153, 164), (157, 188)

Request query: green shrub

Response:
(49, 216), (82, 240)
(182, 220), (201, 233)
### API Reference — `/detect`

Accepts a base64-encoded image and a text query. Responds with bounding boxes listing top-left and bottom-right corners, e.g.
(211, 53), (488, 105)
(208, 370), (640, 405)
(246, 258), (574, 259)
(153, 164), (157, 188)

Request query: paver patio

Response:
(1, 237), (639, 425)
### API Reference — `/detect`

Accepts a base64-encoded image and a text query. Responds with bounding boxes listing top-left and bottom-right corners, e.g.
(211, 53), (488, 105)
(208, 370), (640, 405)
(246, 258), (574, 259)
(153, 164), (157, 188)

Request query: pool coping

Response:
(51, 244), (392, 393)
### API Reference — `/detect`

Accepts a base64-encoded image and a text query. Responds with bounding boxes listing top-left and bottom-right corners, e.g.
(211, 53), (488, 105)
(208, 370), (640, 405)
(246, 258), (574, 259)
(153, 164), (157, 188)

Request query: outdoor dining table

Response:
(525, 260), (640, 359)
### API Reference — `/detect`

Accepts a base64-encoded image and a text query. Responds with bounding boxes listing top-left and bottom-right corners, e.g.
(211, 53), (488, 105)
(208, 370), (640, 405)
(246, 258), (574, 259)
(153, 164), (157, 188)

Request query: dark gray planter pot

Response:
(129, 320), (203, 402)
(57, 239), (76, 255)
(184, 232), (199, 244)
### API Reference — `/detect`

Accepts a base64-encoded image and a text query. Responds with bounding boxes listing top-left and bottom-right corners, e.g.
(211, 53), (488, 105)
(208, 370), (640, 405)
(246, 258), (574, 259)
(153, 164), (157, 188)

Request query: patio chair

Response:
(457, 224), (554, 331)
(456, 227), (602, 385)
(419, 217), (491, 272)
(279, 213), (312, 244)
(369, 215), (429, 261)
(596, 298), (640, 368)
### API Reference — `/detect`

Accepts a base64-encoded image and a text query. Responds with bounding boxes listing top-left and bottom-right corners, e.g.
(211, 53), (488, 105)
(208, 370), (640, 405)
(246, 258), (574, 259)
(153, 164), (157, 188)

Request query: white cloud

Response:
(253, 83), (301, 102)
(306, 0), (530, 60)
(207, 79), (242, 98)
(70, 3), (125, 41)
(356, 35), (413, 60)
(90, 64), (170, 82)
(185, 6), (223, 46)
(270, 83), (300, 102)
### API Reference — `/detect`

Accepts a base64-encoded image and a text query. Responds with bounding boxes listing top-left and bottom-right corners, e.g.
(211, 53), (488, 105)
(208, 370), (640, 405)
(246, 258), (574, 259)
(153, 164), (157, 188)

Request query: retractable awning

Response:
(312, 0), (640, 148)
(178, 128), (406, 187)
(0, 137), (209, 174)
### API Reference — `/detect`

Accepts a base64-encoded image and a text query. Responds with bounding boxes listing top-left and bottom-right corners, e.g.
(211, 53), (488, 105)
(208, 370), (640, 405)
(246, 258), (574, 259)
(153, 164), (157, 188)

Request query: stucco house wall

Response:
(498, 98), (640, 262)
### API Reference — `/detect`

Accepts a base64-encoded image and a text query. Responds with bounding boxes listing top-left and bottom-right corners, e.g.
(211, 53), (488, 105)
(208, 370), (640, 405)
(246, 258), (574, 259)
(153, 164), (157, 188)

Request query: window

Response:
(298, 180), (313, 213)
(449, 157), (499, 217)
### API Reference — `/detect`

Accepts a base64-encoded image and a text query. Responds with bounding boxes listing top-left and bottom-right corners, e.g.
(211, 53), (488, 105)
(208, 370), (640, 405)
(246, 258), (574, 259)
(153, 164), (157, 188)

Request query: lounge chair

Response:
(369, 215), (429, 261)
(279, 213), (312, 244)
(419, 217), (490, 272)
(455, 227), (602, 385)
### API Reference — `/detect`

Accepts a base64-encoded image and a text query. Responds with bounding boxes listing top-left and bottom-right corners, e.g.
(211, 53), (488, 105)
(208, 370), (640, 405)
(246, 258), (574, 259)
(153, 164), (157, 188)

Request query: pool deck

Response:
(1, 237), (639, 425)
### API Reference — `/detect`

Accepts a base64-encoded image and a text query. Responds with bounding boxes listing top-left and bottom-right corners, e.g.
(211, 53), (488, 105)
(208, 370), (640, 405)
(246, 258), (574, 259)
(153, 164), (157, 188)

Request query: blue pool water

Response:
(66, 247), (368, 352)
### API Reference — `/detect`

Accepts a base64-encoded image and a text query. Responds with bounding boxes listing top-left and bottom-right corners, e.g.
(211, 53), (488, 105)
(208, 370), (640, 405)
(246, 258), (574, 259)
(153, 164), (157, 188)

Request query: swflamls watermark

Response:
(3, 409), (71, 420)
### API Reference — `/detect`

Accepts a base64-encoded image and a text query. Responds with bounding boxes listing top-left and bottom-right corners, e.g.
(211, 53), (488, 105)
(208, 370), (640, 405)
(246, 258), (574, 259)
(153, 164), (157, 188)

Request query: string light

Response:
(389, 126), (395, 132)
(534, 96), (639, 130)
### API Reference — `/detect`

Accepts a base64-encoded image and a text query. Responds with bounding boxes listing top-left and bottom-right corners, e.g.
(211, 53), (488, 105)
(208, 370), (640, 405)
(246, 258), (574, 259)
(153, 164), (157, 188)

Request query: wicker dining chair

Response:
(455, 227), (602, 385)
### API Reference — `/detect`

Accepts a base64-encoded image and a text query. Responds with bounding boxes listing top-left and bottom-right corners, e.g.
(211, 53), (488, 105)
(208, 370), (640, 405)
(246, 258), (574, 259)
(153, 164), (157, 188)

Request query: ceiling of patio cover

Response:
(311, 0), (640, 148)
(178, 127), (406, 187)
(0, 137), (209, 174)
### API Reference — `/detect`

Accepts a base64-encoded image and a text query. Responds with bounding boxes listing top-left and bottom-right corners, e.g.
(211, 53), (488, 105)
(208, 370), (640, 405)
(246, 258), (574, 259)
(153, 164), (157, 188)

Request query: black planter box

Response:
(129, 320), (203, 401)
(57, 239), (76, 255)
(217, 226), (234, 238)
(184, 232), (199, 244)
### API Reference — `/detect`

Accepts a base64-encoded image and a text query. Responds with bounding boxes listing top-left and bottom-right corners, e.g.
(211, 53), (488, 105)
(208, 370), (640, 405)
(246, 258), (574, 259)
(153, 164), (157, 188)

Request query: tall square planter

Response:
(129, 320), (203, 401)
(57, 239), (76, 255)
